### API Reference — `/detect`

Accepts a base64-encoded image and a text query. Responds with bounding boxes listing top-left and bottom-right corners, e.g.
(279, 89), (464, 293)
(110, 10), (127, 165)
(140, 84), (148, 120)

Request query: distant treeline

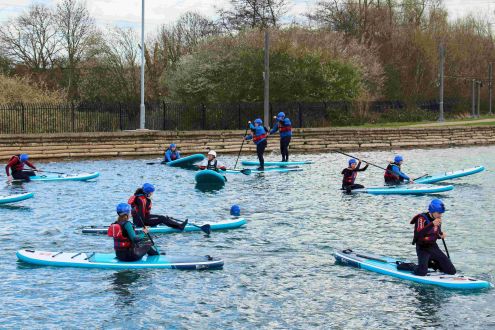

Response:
(0, 0), (493, 113)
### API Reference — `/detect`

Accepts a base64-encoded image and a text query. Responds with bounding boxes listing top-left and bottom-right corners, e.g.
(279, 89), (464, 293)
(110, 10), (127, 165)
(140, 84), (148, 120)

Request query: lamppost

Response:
(139, 0), (145, 129)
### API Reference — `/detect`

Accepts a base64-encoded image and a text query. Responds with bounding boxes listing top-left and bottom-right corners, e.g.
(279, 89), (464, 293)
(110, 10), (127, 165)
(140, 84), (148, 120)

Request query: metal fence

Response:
(0, 100), (458, 134)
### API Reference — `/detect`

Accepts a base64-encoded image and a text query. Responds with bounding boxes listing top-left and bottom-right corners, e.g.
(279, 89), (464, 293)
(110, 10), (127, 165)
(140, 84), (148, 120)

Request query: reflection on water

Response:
(109, 271), (145, 307)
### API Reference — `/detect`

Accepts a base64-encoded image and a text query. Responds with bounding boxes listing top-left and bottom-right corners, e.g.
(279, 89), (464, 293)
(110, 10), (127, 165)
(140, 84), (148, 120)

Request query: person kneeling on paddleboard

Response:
(5, 154), (41, 182)
(129, 183), (188, 230)
(163, 143), (180, 163)
(342, 159), (369, 193)
(269, 112), (292, 162)
(244, 118), (268, 170)
(384, 155), (414, 185)
(410, 199), (456, 276)
(108, 203), (159, 261)
(197, 150), (226, 172)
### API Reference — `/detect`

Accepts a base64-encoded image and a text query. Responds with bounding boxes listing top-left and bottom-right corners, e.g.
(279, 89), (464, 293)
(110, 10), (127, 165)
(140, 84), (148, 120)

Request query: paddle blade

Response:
(240, 169), (252, 175)
(201, 224), (211, 235)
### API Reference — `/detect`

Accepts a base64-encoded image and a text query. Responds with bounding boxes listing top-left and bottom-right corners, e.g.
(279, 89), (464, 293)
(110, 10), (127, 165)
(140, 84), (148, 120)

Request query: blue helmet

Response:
(230, 204), (241, 216)
(277, 112), (285, 119)
(348, 159), (357, 166)
(394, 155), (403, 163)
(254, 118), (263, 125)
(428, 199), (446, 214)
(170, 143), (176, 149)
(116, 203), (131, 215)
(20, 154), (29, 162)
(142, 183), (155, 194)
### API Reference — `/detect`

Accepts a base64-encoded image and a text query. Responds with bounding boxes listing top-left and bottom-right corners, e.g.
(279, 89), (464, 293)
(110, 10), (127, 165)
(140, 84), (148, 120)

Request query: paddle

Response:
(333, 150), (425, 182)
(235, 125), (250, 170)
(222, 168), (252, 175)
(146, 161), (165, 165)
(170, 217), (211, 235)
(134, 213), (158, 251)
(442, 238), (450, 259)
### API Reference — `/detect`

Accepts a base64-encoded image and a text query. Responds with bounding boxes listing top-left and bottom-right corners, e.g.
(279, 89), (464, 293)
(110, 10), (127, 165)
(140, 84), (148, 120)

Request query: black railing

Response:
(0, 100), (458, 134)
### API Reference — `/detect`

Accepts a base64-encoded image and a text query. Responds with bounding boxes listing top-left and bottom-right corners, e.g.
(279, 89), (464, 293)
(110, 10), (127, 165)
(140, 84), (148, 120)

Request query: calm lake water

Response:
(1, 146), (494, 329)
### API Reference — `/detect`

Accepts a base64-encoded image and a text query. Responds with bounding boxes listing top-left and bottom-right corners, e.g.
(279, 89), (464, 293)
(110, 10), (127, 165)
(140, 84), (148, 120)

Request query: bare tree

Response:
(55, 0), (96, 98)
(218, 0), (290, 32)
(0, 4), (59, 70)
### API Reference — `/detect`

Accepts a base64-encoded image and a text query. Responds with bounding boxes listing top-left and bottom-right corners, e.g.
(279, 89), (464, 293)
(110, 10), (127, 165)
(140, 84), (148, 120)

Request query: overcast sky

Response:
(1, 0), (494, 31)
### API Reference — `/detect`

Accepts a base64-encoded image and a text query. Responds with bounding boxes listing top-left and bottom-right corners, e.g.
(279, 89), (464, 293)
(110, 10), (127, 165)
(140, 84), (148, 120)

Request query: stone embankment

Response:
(0, 126), (494, 160)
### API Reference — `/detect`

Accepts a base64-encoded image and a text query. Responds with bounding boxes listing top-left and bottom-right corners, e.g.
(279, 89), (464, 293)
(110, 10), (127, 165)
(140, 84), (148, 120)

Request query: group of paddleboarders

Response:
(242, 112), (292, 170)
(339, 154), (456, 277)
(341, 154), (414, 192)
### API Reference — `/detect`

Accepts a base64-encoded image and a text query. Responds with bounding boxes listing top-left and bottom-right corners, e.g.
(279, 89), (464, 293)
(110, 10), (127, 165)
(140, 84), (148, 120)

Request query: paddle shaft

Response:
(23, 169), (66, 175)
(235, 126), (250, 169)
(442, 238), (450, 259)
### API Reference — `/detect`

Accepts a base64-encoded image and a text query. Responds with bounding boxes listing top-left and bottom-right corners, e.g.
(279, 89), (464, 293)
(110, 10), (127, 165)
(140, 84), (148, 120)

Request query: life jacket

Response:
(279, 120), (292, 133)
(343, 168), (358, 186)
(206, 159), (218, 171)
(168, 150), (178, 161)
(252, 127), (268, 143)
(9, 155), (25, 172)
(107, 220), (132, 249)
(410, 213), (440, 245)
(384, 163), (402, 183)
(128, 194), (151, 220)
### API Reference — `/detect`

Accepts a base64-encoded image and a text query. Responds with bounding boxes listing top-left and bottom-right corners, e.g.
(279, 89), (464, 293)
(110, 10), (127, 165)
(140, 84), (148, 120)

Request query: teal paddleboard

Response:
(29, 172), (99, 182)
(17, 249), (223, 270)
(241, 160), (313, 167)
(334, 249), (492, 290)
(82, 218), (247, 234)
(167, 154), (205, 167)
(195, 169), (226, 185)
(0, 192), (34, 204)
(414, 166), (485, 184)
(351, 184), (453, 195)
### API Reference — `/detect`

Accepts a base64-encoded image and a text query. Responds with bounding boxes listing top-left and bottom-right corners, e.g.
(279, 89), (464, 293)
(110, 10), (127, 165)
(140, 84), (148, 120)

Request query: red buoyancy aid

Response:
(128, 194), (151, 219)
(107, 221), (132, 249)
(410, 213), (440, 245)
(384, 164), (401, 182)
(171, 152), (178, 160)
(9, 155), (25, 172)
(343, 168), (358, 185)
(279, 121), (292, 133)
(253, 132), (268, 143)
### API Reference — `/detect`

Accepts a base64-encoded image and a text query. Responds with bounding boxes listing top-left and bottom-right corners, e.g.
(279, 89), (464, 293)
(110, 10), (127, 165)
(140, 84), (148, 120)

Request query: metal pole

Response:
(139, 0), (145, 129)
(263, 30), (270, 126)
(471, 79), (476, 118)
(489, 63), (493, 115)
(438, 43), (445, 122)
(477, 81), (481, 118)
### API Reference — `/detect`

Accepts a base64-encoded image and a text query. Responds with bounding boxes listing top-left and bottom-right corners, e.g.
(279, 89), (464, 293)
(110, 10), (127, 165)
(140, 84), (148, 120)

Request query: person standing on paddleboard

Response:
(410, 199), (456, 276)
(384, 155), (414, 185)
(5, 154), (41, 182)
(244, 118), (268, 170)
(197, 150), (227, 172)
(341, 159), (369, 193)
(128, 183), (188, 230)
(269, 112), (292, 162)
(163, 143), (180, 163)
(108, 203), (159, 262)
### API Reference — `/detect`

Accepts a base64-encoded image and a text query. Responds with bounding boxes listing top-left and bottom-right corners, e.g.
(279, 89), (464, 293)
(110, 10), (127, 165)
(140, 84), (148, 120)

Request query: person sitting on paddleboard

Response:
(342, 159), (369, 193)
(244, 118), (268, 170)
(163, 143), (180, 163)
(410, 199), (456, 276)
(197, 150), (226, 172)
(129, 183), (188, 230)
(384, 155), (414, 185)
(108, 203), (159, 262)
(269, 112), (292, 162)
(5, 154), (41, 182)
